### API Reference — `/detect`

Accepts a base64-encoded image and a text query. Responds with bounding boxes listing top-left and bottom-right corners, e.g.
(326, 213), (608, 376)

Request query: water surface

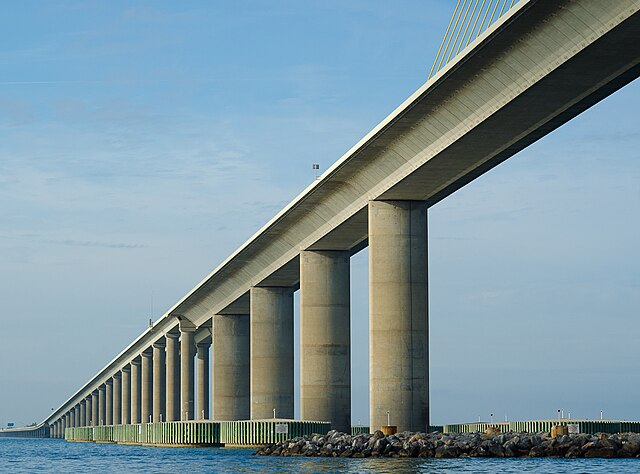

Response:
(0, 438), (638, 473)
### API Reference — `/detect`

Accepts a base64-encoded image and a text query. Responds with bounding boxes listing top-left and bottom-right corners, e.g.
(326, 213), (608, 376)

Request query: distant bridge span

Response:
(41, 0), (639, 438)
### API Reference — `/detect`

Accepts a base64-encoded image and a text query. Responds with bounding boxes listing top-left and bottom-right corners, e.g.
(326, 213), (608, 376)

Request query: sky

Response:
(0, 1), (638, 428)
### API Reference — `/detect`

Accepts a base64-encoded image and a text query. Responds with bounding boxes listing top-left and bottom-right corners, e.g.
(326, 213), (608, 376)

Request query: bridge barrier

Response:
(66, 421), (222, 446)
(66, 420), (329, 446)
(65, 426), (93, 442)
(350, 425), (442, 435)
(351, 425), (370, 435)
(442, 420), (640, 435)
(219, 420), (330, 446)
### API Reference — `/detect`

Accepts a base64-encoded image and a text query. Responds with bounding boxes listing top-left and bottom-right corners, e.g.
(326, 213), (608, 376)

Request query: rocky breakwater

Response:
(255, 429), (640, 458)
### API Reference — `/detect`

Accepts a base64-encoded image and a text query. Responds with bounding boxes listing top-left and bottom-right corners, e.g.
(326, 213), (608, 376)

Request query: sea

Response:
(0, 438), (638, 473)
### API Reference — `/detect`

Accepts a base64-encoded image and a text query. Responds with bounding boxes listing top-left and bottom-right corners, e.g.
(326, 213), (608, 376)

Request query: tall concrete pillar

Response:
(122, 365), (131, 424)
(141, 351), (153, 423)
(369, 200), (429, 432)
(250, 287), (294, 420)
(180, 322), (196, 420)
(165, 332), (180, 422)
(105, 379), (113, 425)
(152, 339), (166, 422)
(74, 406), (80, 427)
(131, 357), (142, 423)
(70, 410), (75, 429)
(80, 400), (86, 427)
(62, 416), (67, 437)
(300, 250), (351, 431)
(113, 373), (122, 425)
(98, 385), (106, 426)
(196, 341), (210, 420)
(91, 391), (99, 426)
(213, 314), (250, 420)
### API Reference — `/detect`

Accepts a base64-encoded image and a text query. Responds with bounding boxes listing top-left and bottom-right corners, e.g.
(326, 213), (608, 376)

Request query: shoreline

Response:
(255, 429), (640, 459)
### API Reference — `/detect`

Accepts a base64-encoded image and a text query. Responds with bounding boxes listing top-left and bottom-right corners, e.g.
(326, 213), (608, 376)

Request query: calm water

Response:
(0, 438), (639, 473)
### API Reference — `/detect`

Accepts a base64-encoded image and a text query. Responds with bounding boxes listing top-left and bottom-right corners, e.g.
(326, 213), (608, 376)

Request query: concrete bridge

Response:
(0, 423), (49, 439)
(31, 0), (640, 440)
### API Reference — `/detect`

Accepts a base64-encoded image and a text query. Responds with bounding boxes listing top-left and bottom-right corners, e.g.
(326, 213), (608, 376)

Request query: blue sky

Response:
(0, 1), (638, 428)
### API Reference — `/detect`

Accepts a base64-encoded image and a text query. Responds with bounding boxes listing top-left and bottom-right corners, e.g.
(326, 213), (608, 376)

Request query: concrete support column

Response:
(62, 416), (67, 437)
(91, 391), (99, 426)
(369, 200), (429, 432)
(131, 358), (142, 423)
(74, 406), (80, 427)
(122, 365), (131, 425)
(105, 379), (113, 425)
(141, 351), (153, 423)
(80, 400), (86, 427)
(165, 332), (180, 422)
(70, 410), (75, 429)
(300, 250), (351, 432)
(113, 373), (122, 425)
(98, 385), (106, 426)
(250, 287), (294, 420)
(152, 339), (166, 422)
(213, 314), (250, 420)
(180, 323), (196, 420)
(196, 341), (210, 420)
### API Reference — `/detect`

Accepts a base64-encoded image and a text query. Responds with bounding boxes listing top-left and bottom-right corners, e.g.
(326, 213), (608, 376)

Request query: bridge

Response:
(8, 0), (638, 441)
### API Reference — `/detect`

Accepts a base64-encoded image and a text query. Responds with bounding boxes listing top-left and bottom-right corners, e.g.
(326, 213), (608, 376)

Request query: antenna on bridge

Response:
(148, 292), (154, 328)
(312, 163), (320, 180)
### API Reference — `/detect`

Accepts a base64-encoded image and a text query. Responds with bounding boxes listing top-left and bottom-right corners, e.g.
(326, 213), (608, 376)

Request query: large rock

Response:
(255, 430), (640, 458)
